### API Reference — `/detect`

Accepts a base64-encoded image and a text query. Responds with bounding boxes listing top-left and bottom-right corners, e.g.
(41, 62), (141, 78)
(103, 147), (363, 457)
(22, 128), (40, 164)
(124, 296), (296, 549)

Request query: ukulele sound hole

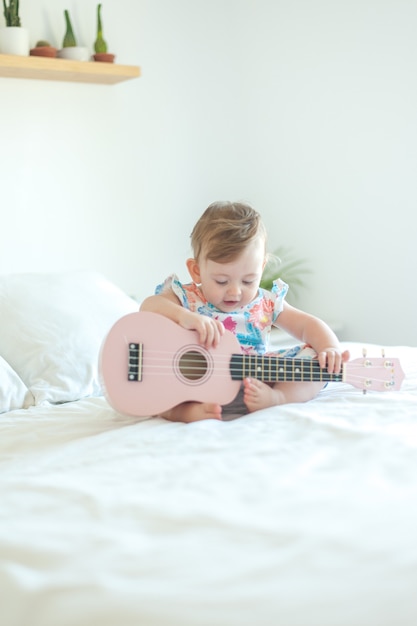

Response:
(177, 350), (209, 384)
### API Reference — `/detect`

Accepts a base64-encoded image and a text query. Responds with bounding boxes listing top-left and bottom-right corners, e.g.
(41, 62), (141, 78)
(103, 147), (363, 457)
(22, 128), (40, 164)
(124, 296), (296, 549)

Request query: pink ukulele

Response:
(100, 311), (405, 417)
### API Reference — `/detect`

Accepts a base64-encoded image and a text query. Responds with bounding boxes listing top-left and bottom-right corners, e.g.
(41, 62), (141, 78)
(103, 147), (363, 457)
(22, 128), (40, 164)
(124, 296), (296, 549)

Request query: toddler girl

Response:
(141, 201), (349, 422)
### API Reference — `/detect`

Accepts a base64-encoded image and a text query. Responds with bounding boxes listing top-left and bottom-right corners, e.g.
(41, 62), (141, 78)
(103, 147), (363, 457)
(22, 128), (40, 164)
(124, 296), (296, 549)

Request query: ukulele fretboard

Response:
(229, 354), (344, 383)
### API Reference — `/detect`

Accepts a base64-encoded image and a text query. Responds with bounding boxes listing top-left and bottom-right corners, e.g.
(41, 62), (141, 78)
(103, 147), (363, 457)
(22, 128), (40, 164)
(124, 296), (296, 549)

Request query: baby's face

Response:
(198, 237), (266, 312)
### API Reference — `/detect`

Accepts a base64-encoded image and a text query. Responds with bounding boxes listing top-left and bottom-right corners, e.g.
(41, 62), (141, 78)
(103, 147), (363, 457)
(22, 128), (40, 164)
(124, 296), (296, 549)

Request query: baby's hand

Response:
(318, 348), (350, 374)
(178, 310), (224, 348)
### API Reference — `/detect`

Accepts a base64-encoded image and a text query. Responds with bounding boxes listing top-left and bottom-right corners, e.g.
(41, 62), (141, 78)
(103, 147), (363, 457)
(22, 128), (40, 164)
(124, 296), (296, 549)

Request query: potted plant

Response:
(260, 245), (311, 304)
(58, 9), (89, 61)
(30, 39), (57, 58)
(0, 0), (29, 55)
(93, 4), (115, 63)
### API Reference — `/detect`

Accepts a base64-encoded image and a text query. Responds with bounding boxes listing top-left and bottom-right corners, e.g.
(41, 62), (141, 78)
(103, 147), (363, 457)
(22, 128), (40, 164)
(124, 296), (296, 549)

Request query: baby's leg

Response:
(159, 401), (222, 423)
(243, 379), (325, 413)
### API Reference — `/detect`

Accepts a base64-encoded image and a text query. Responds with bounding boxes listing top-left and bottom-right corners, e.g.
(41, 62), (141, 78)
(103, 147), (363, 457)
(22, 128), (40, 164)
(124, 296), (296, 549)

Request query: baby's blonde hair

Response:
(190, 201), (267, 262)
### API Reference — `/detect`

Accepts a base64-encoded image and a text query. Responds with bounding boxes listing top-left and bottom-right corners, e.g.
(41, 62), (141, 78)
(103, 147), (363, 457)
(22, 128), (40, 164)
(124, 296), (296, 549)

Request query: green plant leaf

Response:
(94, 4), (108, 53)
(3, 0), (21, 27)
(260, 245), (311, 303)
(63, 9), (77, 47)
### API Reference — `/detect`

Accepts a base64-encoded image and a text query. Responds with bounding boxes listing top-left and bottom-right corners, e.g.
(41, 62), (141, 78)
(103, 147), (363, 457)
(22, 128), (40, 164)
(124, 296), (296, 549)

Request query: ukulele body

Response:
(100, 311), (242, 416)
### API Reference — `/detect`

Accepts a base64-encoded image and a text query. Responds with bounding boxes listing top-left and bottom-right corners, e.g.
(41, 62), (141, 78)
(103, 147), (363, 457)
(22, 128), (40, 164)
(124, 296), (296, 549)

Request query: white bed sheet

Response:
(1, 342), (417, 626)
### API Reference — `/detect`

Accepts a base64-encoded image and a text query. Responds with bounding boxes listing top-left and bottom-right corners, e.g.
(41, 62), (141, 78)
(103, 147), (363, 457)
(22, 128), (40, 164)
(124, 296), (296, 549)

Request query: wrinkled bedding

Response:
(1, 341), (416, 626)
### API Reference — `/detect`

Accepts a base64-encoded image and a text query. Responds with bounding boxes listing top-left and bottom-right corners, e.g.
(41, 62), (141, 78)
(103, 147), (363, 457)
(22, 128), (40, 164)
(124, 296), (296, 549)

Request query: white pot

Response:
(58, 46), (90, 62)
(0, 26), (29, 56)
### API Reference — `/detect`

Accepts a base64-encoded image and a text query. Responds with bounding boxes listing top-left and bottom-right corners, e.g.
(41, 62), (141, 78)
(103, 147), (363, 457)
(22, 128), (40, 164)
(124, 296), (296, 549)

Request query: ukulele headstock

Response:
(345, 349), (405, 392)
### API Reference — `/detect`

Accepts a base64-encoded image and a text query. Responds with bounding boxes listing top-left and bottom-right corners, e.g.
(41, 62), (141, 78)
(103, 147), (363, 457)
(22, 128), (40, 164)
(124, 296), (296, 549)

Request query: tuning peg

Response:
(362, 348), (367, 357)
(381, 348), (385, 358)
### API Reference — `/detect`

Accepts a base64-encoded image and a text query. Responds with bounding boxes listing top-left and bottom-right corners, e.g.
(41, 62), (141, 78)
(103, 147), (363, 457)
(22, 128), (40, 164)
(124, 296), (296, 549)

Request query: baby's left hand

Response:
(318, 348), (350, 374)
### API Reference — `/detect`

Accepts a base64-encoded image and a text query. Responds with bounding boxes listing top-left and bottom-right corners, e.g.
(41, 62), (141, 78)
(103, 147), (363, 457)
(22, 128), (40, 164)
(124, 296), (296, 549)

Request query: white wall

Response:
(1, 0), (416, 346)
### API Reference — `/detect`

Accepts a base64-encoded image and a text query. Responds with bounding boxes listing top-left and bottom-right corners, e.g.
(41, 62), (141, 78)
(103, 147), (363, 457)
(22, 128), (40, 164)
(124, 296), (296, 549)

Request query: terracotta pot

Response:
(93, 53), (115, 63)
(30, 46), (57, 58)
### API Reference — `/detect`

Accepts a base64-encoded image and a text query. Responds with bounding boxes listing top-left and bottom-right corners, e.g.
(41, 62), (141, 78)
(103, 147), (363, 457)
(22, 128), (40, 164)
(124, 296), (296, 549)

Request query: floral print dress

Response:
(155, 274), (315, 359)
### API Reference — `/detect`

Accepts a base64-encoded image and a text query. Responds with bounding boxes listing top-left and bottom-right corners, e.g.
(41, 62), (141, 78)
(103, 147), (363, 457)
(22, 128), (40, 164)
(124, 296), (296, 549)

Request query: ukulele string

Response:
(127, 350), (397, 383)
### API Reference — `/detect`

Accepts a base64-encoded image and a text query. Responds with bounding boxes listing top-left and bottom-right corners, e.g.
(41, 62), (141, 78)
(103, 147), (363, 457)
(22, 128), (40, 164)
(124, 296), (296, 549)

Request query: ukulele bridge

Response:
(128, 343), (142, 382)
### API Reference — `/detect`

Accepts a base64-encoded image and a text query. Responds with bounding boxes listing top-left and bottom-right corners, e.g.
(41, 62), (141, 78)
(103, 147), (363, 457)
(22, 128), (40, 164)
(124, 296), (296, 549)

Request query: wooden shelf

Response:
(0, 53), (140, 85)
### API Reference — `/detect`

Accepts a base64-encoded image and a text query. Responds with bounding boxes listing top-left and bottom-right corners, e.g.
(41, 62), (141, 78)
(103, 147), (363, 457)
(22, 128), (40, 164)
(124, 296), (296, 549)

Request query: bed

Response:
(1, 270), (416, 626)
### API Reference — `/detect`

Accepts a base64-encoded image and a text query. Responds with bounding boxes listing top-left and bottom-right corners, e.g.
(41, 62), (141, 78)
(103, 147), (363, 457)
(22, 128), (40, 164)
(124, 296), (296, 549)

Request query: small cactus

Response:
(62, 9), (77, 48)
(3, 0), (21, 27)
(94, 4), (108, 53)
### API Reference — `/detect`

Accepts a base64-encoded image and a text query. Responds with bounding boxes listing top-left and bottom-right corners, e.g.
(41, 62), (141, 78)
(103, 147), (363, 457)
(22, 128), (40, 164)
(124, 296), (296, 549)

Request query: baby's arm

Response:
(275, 303), (350, 373)
(140, 292), (224, 348)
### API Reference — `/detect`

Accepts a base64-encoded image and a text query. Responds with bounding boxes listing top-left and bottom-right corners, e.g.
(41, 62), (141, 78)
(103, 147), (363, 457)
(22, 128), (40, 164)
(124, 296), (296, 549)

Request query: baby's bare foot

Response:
(161, 401), (222, 423)
(243, 378), (285, 413)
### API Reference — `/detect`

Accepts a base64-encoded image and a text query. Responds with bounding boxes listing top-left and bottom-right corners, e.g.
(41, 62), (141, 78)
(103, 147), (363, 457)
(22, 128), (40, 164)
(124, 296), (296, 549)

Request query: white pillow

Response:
(0, 355), (34, 413)
(0, 270), (139, 404)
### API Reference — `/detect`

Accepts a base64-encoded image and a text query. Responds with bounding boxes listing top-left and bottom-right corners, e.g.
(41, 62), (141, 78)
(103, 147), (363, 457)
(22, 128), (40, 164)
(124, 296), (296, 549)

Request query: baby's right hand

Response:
(178, 310), (224, 348)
